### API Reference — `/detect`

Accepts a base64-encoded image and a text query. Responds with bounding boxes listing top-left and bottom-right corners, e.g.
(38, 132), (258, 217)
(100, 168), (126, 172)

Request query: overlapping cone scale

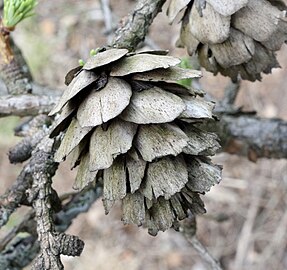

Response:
(172, 0), (287, 81)
(50, 49), (222, 235)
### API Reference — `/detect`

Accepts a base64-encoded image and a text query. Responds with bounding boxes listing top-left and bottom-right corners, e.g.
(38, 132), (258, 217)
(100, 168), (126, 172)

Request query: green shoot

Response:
(3, 0), (38, 29)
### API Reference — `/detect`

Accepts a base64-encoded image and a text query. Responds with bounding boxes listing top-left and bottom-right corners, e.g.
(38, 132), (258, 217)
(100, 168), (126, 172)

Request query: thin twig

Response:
(234, 185), (263, 270)
(112, 0), (166, 50)
(257, 206), (287, 269)
(222, 78), (241, 106)
(27, 136), (84, 269)
(188, 236), (223, 270)
(181, 215), (223, 270)
(0, 94), (59, 117)
(100, 0), (114, 43)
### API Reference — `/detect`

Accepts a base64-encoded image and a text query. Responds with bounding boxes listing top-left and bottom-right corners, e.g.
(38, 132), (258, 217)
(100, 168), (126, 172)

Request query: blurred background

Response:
(0, 0), (287, 269)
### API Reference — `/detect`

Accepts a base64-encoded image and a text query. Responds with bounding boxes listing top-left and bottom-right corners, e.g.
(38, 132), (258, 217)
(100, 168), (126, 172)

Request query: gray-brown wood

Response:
(183, 126), (220, 156)
(89, 119), (137, 171)
(0, 94), (59, 118)
(77, 77), (132, 127)
(103, 157), (127, 208)
(190, 2), (230, 44)
(208, 114), (287, 160)
(186, 158), (222, 193)
(110, 54), (181, 76)
(131, 66), (202, 82)
(206, 0), (248, 16)
(120, 86), (186, 124)
(135, 123), (189, 162)
(49, 70), (99, 115)
(140, 155), (188, 200)
(111, 0), (166, 51)
(126, 149), (146, 193)
(54, 118), (92, 162)
(179, 96), (214, 121)
(83, 48), (128, 70)
(232, 0), (282, 42)
(122, 192), (145, 226)
(73, 153), (98, 190)
(210, 28), (254, 68)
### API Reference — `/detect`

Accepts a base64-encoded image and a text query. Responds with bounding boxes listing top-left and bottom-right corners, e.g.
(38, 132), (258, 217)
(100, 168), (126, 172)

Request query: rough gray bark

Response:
(0, 185), (102, 270)
(0, 94), (59, 117)
(111, 0), (166, 50)
(211, 114), (287, 161)
(0, 35), (33, 94)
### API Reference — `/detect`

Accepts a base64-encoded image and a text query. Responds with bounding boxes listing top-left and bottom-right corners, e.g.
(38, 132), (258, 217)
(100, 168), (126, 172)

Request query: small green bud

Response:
(78, 59), (85, 66)
(90, 48), (100, 56)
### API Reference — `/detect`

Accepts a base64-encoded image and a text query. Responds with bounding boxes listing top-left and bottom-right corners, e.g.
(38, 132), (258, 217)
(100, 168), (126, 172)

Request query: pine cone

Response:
(49, 48), (222, 235)
(169, 0), (287, 81)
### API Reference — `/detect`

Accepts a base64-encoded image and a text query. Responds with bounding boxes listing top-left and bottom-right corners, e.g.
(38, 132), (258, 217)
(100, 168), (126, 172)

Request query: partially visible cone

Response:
(50, 48), (221, 235)
(172, 0), (287, 81)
